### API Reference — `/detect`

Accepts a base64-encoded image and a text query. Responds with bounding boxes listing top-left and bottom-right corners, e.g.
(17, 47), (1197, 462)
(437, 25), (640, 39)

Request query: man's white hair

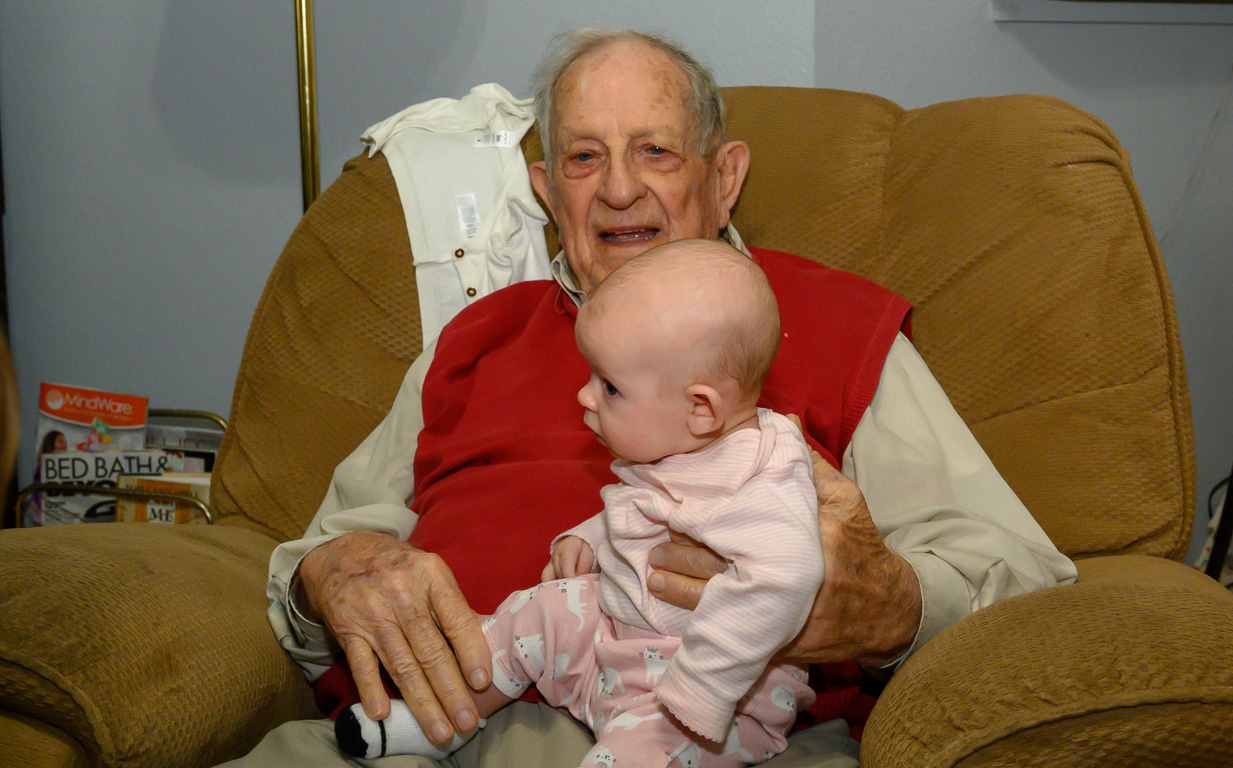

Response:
(530, 28), (727, 171)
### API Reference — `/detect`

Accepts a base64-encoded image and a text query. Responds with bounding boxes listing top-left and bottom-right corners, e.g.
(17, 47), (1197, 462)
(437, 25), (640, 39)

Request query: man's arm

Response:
(840, 332), (1078, 665)
(266, 338), (436, 674)
(266, 337), (492, 744)
(649, 333), (1078, 668)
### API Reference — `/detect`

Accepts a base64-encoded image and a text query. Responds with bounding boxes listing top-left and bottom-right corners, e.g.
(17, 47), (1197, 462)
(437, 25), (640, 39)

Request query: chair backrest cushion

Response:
(211, 152), (423, 541)
(212, 87), (1194, 561)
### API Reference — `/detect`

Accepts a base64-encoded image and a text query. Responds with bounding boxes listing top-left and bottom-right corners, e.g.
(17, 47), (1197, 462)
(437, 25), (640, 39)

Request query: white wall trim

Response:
(991, 0), (1233, 24)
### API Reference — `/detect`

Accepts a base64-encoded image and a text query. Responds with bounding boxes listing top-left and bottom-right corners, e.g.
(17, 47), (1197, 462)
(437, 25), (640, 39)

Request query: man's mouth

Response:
(598, 227), (659, 244)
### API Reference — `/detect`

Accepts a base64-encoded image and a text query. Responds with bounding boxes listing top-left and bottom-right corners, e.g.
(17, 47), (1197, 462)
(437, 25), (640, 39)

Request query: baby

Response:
(337, 239), (824, 768)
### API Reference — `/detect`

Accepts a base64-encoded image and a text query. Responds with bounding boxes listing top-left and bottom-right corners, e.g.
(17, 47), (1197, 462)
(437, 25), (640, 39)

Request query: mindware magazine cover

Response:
(27, 382), (181, 526)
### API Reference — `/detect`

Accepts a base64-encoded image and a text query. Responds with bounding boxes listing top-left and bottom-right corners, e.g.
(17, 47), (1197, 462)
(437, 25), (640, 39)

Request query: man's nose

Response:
(595, 152), (646, 210)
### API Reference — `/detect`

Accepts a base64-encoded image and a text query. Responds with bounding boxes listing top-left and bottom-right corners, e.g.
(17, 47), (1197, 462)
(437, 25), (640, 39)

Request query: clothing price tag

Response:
(455, 193), (480, 238)
(474, 130), (516, 148)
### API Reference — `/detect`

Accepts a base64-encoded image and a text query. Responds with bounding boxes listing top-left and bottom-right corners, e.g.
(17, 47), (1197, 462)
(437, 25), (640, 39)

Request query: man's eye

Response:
(603, 380), (619, 396)
(646, 145), (666, 156)
(571, 151), (595, 163)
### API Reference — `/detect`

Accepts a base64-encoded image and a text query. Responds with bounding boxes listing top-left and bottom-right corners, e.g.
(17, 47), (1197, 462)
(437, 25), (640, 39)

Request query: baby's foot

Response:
(334, 700), (485, 759)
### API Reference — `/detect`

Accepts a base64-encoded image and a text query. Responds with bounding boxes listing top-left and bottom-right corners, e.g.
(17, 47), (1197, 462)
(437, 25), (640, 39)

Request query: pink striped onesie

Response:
(482, 408), (823, 768)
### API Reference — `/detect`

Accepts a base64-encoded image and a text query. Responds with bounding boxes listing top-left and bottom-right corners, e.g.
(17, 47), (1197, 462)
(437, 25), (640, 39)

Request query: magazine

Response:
(116, 472), (211, 525)
(33, 450), (186, 525)
(27, 382), (150, 526)
(145, 423), (224, 472)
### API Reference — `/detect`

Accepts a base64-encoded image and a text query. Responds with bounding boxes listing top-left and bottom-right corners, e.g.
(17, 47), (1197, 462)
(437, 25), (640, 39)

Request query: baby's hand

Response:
(541, 536), (595, 582)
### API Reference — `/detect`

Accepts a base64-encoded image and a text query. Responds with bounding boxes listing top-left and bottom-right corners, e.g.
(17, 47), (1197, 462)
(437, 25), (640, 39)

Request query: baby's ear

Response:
(685, 384), (725, 437)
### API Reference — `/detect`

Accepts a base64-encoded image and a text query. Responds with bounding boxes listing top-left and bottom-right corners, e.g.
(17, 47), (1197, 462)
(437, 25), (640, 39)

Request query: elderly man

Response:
(227, 28), (1075, 768)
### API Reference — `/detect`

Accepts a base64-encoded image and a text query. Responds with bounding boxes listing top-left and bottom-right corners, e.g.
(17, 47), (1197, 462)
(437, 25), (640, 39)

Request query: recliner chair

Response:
(2, 86), (1231, 768)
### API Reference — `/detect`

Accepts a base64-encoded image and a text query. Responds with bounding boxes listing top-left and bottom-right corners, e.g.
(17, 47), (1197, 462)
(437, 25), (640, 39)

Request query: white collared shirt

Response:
(363, 83), (552, 346)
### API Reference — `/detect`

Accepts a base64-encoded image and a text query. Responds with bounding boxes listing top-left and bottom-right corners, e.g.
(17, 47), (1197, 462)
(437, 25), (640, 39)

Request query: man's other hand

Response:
(297, 531), (490, 744)
(647, 414), (922, 668)
(775, 430), (922, 667)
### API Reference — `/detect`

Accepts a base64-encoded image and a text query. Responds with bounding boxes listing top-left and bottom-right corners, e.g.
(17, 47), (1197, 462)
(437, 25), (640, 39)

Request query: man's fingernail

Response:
(648, 572), (665, 592)
(649, 548), (665, 567)
(456, 709), (476, 732)
(471, 668), (488, 688)
(431, 721), (451, 743)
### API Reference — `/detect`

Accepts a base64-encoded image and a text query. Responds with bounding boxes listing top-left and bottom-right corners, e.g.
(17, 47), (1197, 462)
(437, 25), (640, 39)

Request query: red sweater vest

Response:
(315, 247), (911, 737)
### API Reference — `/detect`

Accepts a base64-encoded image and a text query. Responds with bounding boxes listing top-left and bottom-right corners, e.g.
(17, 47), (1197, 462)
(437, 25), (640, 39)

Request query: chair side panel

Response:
(879, 95), (1192, 558)
(212, 152), (420, 540)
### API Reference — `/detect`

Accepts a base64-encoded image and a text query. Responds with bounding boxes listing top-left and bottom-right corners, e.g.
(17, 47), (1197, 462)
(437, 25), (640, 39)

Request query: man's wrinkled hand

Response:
(646, 529), (726, 604)
(297, 531), (490, 744)
(775, 415), (922, 667)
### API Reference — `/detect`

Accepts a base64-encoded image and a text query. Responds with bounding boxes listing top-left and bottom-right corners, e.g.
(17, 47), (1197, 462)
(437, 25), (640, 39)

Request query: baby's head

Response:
(575, 238), (781, 463)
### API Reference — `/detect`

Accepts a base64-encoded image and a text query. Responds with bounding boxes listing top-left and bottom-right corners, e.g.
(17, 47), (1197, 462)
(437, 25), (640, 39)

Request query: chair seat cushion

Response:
(863, 555), (1233, 767)
(0, 523), (319, 767)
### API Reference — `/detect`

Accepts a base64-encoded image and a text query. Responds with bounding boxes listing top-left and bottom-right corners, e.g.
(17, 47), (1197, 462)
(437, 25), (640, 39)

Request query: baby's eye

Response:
(603, 380), (619, 396)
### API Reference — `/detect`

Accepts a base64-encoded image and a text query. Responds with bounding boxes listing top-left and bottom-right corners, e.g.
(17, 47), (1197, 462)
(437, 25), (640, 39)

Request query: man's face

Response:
(530, 40), (749, 294)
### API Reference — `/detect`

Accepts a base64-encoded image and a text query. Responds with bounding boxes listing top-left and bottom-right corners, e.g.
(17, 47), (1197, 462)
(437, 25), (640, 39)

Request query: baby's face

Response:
(575, 303), (695, 464)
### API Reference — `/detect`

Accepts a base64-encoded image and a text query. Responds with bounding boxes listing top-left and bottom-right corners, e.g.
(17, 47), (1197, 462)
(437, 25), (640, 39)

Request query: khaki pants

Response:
(217, 703), (861, 768)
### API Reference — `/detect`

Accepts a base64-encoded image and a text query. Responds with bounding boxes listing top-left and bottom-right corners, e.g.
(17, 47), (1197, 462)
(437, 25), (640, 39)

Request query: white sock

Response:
(334, 700), (485, 759)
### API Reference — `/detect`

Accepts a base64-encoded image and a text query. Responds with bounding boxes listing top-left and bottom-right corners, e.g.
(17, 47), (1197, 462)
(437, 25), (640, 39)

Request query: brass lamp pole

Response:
(295, 0), (320, 212)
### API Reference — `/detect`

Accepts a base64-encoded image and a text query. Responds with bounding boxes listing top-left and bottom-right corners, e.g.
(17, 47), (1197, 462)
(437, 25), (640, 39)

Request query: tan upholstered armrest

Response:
(862, 555), (1233, 768)
(0, 524), (318, 768)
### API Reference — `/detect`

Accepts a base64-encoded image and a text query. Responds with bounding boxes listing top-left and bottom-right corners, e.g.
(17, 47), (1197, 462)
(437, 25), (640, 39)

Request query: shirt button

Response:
(466, 287), (477, 297)
(454, 248), (465, 258)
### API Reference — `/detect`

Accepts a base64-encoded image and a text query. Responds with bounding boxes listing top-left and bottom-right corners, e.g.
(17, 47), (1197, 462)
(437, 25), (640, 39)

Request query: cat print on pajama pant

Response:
(483, 575), (814, 768)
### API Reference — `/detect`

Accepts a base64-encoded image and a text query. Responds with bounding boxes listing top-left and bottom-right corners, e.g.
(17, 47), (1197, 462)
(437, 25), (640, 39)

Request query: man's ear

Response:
(685, 384), (726, 437)
(712, 140), (750, 229)
(529, 160), (557, 222)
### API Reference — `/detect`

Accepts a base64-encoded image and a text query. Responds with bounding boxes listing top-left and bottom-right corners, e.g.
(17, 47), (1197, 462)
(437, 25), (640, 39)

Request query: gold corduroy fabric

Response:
(0, 524), (319, 767)
(878, 95), (1193, 560)
(210, 151), (423, 542)
(863, 556), (1233, 766)
(0, 88), (1221, 768)
(0, 712), (91, 768)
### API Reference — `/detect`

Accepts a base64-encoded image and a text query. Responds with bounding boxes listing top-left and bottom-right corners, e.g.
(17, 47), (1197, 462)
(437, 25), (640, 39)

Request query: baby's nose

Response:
(577, 383), (595, 410)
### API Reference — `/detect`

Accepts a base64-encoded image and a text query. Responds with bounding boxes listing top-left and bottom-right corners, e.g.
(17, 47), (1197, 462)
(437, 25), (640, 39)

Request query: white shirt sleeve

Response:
(265, 338), (437, 681)
(844, 333), (1078, 668)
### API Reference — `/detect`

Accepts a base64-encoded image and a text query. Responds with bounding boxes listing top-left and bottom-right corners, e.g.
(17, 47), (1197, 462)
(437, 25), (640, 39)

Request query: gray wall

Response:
(2, 1), (1230, 561)
(1, 0), (303, 469)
